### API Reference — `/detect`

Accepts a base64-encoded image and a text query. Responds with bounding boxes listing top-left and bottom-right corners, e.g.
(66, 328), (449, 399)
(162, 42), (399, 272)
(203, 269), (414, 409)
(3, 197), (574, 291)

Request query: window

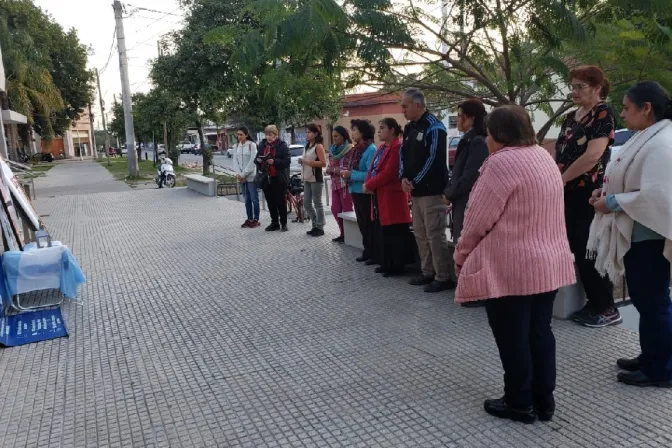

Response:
(289, 146), (304, 157)
(613, 130), (633, 147)
(448, 116), (458, 129)
(449, 137), (462, 149)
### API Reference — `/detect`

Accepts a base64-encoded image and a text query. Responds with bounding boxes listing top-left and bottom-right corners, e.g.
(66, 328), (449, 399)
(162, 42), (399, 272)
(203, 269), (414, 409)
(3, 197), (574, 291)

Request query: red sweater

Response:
(454, 145), (576, 303)
(364, 139), (411, 226)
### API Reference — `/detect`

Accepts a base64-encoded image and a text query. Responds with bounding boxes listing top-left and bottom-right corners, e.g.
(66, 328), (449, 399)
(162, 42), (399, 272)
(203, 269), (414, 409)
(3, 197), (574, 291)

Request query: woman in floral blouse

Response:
(556, 65), (620, 328)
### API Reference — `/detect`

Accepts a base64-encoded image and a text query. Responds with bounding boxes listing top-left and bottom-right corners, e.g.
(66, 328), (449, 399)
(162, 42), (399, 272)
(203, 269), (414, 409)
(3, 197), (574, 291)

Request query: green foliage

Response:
(566, 9), (672, 108)
(109, 90), (193, 163)
(236, 0), (672, 141)
(151, 0), (239, 174)
(203, 0), (344, 129)
(0, 0), (94, 142)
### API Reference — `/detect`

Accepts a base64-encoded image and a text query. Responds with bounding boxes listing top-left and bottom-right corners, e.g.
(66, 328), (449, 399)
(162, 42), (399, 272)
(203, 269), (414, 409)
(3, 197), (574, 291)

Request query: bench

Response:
(341, 211), (586, 319)
(339, 211), (363, 249)
(185, 175), (216, 197)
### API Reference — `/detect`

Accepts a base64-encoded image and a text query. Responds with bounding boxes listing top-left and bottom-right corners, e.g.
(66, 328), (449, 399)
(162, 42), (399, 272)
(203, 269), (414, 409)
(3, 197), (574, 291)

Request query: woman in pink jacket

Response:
(454, 105), (576, 424)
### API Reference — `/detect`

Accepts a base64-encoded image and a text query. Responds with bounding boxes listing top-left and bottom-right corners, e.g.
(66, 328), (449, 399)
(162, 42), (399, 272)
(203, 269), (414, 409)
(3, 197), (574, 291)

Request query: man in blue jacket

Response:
(400, 88), (454, 293)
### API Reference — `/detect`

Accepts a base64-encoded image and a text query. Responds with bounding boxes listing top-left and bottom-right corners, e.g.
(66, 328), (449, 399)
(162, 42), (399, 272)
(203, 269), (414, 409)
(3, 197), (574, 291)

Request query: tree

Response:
(242, 0), (667, 141)
(204, 0), (343, 130)
(151, 0), (236, 175)
(0, 0), (94, 144)
(108, 100), (125, 147)
(572, 2), (672, 98)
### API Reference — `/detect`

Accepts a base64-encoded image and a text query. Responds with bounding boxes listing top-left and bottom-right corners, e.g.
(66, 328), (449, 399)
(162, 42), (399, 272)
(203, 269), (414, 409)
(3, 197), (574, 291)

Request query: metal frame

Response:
(5, 289), (64, 313)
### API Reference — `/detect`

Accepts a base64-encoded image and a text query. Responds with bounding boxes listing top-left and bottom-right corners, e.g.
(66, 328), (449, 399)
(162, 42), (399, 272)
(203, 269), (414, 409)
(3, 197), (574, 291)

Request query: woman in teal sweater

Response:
(340, 119), (378, 262)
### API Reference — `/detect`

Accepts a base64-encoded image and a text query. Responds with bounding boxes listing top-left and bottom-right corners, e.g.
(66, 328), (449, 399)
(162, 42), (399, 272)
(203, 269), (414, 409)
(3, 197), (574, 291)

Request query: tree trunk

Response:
(196, 120), (208, 176)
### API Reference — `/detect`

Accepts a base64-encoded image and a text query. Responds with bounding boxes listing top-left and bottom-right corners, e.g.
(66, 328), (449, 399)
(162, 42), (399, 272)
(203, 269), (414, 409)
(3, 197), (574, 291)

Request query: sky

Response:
(33, 0), (185, 130)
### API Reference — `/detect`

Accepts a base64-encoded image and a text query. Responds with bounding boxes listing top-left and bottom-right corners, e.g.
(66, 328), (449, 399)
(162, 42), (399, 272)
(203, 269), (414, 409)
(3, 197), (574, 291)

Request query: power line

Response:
(125, 4), (184, 18)
(123, 13), (183, 25)
(135, 6), (183, 30)
(99, 28), (117, 74)
(127, 31), (170, 52)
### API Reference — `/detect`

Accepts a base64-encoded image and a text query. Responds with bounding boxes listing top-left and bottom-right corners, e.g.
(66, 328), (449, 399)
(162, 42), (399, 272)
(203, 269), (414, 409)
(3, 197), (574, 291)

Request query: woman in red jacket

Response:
(364, 118), (417, 276)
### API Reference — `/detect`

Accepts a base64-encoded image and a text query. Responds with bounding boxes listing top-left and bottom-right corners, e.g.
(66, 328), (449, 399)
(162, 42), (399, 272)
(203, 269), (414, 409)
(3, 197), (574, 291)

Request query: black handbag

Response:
(254, 171), (270, 190)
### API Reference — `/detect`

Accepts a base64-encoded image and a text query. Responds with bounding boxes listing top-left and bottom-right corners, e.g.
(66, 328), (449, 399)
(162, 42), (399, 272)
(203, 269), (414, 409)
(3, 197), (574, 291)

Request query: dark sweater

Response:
(255, 139), (291, 179)
(399, 111), (449, 197)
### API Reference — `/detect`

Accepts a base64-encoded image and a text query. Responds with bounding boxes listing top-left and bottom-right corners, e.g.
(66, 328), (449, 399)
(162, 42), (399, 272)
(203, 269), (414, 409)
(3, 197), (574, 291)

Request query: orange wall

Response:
(41, 138), (64, 157)
(334, 112), (407, 147)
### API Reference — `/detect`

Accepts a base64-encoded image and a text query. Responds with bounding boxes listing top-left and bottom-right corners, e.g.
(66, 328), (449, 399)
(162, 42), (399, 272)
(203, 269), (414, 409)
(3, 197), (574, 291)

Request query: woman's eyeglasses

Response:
(570, 83), (589, 92)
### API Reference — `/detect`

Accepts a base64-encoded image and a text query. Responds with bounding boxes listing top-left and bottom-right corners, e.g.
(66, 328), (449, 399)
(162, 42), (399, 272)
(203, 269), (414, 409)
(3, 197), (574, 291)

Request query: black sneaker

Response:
(307, 228), (316, 235)
(332, 235), (345, 243)
(571, 304), (593, 323)
(424, 280), (456, 293)
(310, 229), (325, 237)
(265, 223), (280, 232)
(409, 275), (434, 286)
(281, 225), (289, 232)
(582, 308), (623, 328)
(617, 357), (641, 372)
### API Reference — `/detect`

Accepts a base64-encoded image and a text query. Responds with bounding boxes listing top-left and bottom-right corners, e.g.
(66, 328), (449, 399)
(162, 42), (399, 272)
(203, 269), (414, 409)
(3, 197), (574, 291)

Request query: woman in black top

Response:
(556, 65), (620, 328)
(443, 99), (489, 307)
(255, 124), (292, 232)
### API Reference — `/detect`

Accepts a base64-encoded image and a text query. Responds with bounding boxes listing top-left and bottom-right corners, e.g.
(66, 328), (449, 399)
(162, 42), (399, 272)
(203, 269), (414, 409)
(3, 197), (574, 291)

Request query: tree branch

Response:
(494, 0), (514, 101)
(536, 101), (573, 143)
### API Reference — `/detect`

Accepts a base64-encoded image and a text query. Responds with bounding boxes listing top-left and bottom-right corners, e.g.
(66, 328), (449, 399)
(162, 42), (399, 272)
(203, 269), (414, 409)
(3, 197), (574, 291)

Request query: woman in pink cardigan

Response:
(454, 105), (576, 424)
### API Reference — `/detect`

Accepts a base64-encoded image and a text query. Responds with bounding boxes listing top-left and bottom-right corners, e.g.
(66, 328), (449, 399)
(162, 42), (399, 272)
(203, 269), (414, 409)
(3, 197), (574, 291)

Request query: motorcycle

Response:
(155, 157), (176, 188)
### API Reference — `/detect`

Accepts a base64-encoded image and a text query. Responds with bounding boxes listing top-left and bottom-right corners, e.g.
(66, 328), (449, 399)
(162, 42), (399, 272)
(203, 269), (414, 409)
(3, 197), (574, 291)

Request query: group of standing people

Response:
(451, 67), (672, 425)
(231, 70), (672, 424)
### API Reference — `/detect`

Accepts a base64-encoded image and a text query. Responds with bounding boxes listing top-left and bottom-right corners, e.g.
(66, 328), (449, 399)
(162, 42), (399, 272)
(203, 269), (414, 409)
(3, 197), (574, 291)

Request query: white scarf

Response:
(587, 119), (672, 281)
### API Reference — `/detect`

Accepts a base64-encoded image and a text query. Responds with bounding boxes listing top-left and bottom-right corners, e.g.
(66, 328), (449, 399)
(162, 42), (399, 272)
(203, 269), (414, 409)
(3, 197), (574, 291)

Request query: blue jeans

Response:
(625, 239), (672, 381)
(240, 181), (260, 221)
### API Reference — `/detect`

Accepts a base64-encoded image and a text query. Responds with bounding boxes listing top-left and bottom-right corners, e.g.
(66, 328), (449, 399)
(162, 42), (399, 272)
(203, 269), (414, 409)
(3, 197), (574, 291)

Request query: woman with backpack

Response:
(233, 126), (260, 228)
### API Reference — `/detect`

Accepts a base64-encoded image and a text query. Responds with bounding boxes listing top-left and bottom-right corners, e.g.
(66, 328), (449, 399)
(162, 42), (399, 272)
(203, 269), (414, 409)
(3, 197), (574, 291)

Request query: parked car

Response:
(288, 144), (305, 174)
(609, 128), (635, 163)
(121, 145), (128, 155)
(179, 142), (197, 154)
(226, 147), (234, 158)
(448, 135), (462, 168)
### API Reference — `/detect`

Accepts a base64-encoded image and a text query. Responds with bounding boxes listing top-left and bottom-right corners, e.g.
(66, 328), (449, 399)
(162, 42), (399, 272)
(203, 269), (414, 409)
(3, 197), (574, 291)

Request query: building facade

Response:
(39, 109), (94, 158)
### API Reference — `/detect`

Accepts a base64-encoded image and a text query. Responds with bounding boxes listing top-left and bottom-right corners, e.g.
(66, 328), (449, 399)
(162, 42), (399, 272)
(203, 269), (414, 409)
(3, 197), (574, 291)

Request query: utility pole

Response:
(88, 103), (96, 159)
(157, 40), (169, 160)
(113, 0), (138, 176)
(95, 69), (111, 166)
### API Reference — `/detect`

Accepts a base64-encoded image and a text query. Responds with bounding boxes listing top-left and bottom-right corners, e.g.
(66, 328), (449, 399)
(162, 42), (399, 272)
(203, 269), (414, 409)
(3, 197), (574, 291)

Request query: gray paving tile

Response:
(0, 181), (669, 448)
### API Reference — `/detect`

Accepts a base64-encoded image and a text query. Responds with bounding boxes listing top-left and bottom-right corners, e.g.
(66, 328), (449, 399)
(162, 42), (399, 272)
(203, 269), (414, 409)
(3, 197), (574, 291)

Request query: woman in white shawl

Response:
(588, 81), (672, 388)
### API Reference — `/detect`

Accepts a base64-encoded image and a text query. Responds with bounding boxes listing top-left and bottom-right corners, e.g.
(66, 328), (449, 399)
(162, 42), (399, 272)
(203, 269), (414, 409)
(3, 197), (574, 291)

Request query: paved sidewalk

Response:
(0, 185), (670, 447)
(33, 160), (130, 197)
